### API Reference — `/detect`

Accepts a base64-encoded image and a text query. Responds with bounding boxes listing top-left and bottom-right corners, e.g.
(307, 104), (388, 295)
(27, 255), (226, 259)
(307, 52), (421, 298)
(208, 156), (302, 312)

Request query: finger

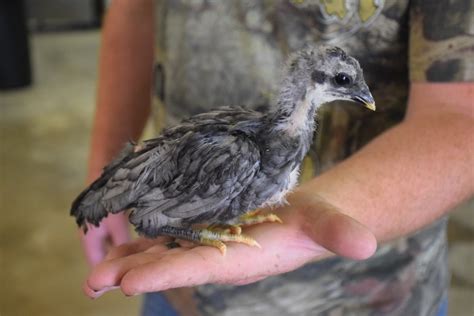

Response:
(89, 244), (191, 296)
(119, 244), (266, 296)
(119, 249), (218, 295)
(87, 252), (163, 292)
(83, 279), (97, 299)
(80, 228), (107, 267)
(82, 280), (120, 299)
(315, 211), (376, 259)
(301, 201), (377, 260)
(105, 213), (132, 246)
(105, 237), (171, 261)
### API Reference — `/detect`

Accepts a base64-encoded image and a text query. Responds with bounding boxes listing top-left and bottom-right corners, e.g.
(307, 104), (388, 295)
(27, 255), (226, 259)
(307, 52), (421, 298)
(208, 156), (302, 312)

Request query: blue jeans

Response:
(436, 297), (448, 316)
(141, 292), (179, 316)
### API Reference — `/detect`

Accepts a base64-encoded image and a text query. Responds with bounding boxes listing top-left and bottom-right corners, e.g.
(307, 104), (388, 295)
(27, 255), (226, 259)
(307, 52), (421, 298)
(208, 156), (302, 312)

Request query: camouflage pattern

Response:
(150, 0), (473, 315)
(409, 0), (474, 82)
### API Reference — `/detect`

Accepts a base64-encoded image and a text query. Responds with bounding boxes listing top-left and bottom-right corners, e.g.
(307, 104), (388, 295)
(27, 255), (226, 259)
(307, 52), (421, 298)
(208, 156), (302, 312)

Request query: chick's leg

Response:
(157, 225), (259, 255)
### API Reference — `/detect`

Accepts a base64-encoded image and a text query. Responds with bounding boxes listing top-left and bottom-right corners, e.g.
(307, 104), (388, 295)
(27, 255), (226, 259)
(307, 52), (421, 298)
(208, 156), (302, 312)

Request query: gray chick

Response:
(71, 46), (375, 254)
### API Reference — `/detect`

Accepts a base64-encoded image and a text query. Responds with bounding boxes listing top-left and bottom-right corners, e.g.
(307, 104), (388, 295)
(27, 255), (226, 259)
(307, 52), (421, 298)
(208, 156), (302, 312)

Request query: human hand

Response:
(83, 194), (377, 298)
(80, 213), (131, 267)
(79, 167), (133, 267)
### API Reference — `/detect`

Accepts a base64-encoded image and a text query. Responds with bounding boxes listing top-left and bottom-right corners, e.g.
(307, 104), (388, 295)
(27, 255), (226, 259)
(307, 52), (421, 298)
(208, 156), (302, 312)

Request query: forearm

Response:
(298, 83), (473, 243)
(88, 0), (154, 180)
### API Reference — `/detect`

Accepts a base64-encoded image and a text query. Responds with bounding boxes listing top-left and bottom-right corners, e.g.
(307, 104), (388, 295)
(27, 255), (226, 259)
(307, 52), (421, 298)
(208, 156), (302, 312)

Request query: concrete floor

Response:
(0, 31), (473, 316)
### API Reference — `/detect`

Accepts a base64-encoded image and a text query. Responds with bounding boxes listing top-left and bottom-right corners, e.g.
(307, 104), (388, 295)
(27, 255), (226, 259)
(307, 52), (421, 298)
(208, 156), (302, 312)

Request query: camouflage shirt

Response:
(151, 1), (474, 315)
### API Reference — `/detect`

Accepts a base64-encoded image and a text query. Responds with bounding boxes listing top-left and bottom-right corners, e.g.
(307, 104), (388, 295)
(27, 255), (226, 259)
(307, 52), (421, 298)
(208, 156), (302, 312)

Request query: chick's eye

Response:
(334, 73), (352, 86)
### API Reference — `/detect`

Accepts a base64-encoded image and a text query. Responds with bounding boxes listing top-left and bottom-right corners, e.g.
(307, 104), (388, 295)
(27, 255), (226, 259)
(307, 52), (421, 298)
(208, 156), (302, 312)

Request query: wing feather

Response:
(71, 106), (263, 232)
(129, 131), (261, 234)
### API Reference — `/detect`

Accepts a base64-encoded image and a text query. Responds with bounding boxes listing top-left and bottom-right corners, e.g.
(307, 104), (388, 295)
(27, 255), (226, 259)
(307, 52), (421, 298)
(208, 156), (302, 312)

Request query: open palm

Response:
(83, 196), (377, 298)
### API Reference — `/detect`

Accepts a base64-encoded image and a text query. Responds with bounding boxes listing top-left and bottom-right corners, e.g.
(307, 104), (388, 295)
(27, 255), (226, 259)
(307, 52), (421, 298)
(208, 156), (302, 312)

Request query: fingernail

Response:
(91, 286), (120, 299)
(91, 290), (106, 299)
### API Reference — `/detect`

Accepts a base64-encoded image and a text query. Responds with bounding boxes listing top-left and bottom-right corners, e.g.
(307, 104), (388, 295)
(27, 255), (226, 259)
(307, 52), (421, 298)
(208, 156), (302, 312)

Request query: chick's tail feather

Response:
(70, 180), (109, 233)
(70, 141), (136, 232)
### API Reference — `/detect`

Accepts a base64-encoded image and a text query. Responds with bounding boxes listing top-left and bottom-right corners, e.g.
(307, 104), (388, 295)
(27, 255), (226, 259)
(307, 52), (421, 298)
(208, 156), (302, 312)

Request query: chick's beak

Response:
(352, 89), (376, 111)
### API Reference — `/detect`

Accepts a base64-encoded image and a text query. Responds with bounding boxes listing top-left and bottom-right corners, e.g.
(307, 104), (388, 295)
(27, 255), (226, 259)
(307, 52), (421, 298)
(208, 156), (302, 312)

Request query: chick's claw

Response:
(207, 224), (243, 235)
(237, 212), (283, 226)
(199, 239), (227, 255)
(199, 228), (261, 255)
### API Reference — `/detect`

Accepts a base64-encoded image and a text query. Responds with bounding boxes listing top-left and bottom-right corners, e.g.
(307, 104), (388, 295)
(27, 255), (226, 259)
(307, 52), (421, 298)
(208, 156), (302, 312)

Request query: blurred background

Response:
(0, 1), (473, 315)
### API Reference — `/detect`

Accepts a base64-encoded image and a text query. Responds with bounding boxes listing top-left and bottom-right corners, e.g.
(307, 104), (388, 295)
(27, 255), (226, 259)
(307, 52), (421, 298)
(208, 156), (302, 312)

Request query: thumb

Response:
(300, 198), (377, 260)
(80, 227), (108, 267)
(104, 213), (131, 246)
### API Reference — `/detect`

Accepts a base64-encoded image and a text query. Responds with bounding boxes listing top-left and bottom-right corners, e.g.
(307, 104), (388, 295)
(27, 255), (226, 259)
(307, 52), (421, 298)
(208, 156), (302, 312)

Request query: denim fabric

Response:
(436, 297), (448, 316)
(141, 292), (179, 316)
